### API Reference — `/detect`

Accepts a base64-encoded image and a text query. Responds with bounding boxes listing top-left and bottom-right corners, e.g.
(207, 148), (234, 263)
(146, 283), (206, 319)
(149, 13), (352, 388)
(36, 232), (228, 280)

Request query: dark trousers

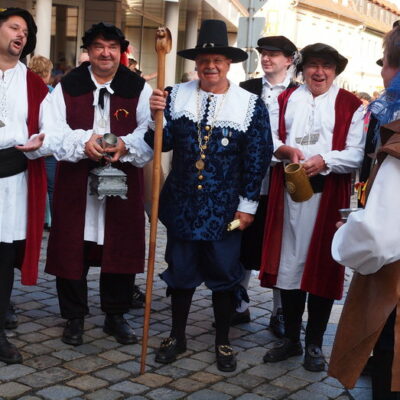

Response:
(372, 310), (400, 400)
(280, 289), (334, 347)
(56, 267), (134, 319)
(0, 242), (17, 330)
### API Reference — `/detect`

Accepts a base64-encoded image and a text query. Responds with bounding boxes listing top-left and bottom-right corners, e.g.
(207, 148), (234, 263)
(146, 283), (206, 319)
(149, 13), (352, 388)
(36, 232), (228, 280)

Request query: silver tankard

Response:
(89, 133), (128, 200)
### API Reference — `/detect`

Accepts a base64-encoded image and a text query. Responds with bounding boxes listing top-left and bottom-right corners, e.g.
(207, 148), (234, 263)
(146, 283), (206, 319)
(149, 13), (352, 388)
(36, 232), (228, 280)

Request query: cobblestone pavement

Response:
(0, 224), (372, 400)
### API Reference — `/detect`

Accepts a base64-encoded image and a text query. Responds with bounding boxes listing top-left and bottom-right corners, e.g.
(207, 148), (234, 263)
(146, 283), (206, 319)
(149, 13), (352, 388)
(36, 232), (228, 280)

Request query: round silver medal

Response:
(221, 137), (229, 146)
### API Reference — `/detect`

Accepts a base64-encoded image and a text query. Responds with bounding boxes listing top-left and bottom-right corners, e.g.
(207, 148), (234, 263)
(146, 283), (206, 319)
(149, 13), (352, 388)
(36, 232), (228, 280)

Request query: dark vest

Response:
(46, 63), (147, 279)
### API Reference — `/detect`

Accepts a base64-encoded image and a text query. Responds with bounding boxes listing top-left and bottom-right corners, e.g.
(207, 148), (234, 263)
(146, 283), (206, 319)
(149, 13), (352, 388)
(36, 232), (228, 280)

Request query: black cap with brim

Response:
(297, 43), (348, 75)
(82, 22), (129, 53)
(177, 19), (248, 63)
(256, 36), (297, 56)
(0, 8), (37, 59)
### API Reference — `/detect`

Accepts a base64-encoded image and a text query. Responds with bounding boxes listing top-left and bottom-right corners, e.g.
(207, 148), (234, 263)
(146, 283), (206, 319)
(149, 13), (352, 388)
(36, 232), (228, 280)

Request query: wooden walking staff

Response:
(140, 26), (172, 375)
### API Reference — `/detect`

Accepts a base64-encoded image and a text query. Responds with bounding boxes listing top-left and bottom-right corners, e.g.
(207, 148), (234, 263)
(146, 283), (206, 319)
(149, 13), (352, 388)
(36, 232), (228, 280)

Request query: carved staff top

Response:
(155, 26), (172, 55)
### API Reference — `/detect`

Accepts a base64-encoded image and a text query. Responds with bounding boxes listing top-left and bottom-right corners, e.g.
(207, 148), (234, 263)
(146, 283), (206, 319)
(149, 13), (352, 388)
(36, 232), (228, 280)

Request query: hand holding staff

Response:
(140, 26), (172, 375)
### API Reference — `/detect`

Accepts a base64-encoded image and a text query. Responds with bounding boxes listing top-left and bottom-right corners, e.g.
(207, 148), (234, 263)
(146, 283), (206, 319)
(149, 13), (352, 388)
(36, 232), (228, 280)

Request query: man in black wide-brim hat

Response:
(146, 19), (273, 372)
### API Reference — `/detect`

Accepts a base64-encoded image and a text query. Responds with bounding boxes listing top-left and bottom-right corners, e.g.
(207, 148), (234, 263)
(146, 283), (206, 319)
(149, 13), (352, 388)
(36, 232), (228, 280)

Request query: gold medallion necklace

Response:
(195, 83), (229, 186)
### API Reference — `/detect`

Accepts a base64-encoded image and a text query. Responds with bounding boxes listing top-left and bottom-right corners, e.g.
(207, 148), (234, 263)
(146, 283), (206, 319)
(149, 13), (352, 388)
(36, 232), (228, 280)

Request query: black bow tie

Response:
(98, 87), (108, 109)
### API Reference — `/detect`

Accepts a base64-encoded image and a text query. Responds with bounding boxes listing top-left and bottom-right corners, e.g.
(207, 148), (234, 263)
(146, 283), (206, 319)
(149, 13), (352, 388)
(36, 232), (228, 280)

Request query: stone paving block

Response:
(22, 343), (52, 356)
(36, 385), (83, 400)
(42, 338), (71, 350)
(109, 381), (148, 395)
(271, 375), (308, 391)
(125, 397), (148, 400)
(172, 357), (208, 371)
(307, 382), (346, 398)
(253, 383), (291, 399)
(0, 382), (30, 398)
(288, 366), (327, 382)
(98, 349), (133, 363)
(85, 388), (124, 400)
(17, 367), (76, 388)
(94, 366), (131, 382)
(24, 355), (62, 370)
(146, 387), (186, 400)
(17, 301), (43, 311)
(90, 338), (120, 350)
(226, 372), (264, 389)
(247, 363), (287, 380)
(154, 365), (192, 379)
(211, 381), (246, 397)
(170, 377), (207, 392)
(52, 349), (85, 361)
(19, 332), (51, 343)
(63, 355), (111, 374)
(70, 343), (102, 355)
(186, 389), (232, 400)
(190, 371), (223, 384)
(236, 347), (265, 365)
(15, 322), (45, 334)
(231, 338), (258, 349)
(0, 364), (35, 380)
(39, 327), (64, 338)
(288, 389), (329, 400)
(67, 375), (108, 391)
(84, 328), (108, 339)
(132, 372), (173, 388)
(19, 396), (43, 400)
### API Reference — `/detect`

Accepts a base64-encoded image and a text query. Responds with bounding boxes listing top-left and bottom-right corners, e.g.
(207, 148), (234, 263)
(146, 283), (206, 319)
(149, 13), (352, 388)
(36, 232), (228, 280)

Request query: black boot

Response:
(155, 337), (187, 364)
(0, 330), (22, 364)
(103, 314), (137, 344)
(5, 303), (18, 330)
(372, 351), (400, 400)
(62, 318), (84, 346)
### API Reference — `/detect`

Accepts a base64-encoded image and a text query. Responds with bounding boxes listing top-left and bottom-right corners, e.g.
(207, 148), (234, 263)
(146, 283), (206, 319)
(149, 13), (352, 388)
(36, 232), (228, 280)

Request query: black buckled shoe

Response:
(231, 309), (251, 326)
(5, 303), (18, 330)
(62, 318), (84, 346)
(131, 285), (145, 309)
(103, 314), (138, 345)
(269, 308), (285, 338)
(0, 331), (22, 364)
(263, 338), (303, 363)
(216, 345), (237, 372)
(303, 344), (325, 372)
(155, 337), (187, 364)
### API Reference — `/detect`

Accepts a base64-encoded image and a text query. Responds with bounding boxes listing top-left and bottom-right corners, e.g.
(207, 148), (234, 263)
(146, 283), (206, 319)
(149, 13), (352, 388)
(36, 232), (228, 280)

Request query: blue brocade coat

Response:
(145, 80), (273, 241)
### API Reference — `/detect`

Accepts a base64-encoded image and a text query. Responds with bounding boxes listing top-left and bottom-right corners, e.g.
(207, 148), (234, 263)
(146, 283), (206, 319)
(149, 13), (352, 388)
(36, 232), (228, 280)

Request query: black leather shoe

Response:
(131, 285), (145, 309)
(269, 308), (285, 338)
(62, 318), (84, 346)
(155, 337), (187, 364)
(0, 331), (22, 364)
(103, 314), (138, 345)
(5, 303), (18, 330)
(216, 345), (237, 372)
(263, 338), (303, 363)
(303, 344), (325, 372)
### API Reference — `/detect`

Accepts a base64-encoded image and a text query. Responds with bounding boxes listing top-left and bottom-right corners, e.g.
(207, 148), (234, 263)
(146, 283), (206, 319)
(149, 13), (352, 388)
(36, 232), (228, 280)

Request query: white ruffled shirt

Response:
(332, 154), (400, 274)
(28, 67), (153, 244)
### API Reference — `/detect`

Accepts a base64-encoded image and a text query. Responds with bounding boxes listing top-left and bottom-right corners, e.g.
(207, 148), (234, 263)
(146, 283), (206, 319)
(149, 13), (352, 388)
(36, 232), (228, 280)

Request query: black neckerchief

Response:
(61, 62), (145, 98)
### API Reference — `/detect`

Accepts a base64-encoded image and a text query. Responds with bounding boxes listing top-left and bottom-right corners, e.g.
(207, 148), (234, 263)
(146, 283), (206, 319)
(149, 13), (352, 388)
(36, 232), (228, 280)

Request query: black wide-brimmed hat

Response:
(376, 58), (383, 67)
(256, 36), (297, 56)
(178, 19), (248, 63)
(0, 8), (37, 58)
(82, 22), (129, 53)
(297, 43), (348, 75)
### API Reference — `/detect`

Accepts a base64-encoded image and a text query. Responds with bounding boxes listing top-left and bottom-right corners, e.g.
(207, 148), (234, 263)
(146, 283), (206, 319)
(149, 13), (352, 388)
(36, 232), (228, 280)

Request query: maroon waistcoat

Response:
(45, 64), (146, 279)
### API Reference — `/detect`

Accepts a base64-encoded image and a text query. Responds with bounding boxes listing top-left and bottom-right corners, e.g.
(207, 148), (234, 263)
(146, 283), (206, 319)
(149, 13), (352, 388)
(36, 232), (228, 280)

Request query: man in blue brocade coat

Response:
(146, 19), (273, 372)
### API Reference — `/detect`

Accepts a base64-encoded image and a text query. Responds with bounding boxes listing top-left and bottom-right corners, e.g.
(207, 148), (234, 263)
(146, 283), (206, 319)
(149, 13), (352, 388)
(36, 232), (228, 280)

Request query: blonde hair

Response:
(28, 55), (53, 80)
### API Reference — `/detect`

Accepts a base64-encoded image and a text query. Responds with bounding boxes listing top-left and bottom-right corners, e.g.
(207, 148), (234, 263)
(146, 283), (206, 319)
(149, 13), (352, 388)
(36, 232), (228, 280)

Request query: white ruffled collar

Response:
(169, 79), (257, 132)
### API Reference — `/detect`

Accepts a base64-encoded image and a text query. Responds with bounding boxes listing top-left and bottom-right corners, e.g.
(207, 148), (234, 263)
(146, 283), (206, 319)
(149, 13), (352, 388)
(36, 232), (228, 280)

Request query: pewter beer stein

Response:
(89, 133), (128, 200)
